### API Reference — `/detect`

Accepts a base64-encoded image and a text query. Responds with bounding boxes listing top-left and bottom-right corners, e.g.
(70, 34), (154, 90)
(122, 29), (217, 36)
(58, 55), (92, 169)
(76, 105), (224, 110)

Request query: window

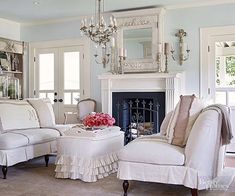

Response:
(215, 42), (235, 106)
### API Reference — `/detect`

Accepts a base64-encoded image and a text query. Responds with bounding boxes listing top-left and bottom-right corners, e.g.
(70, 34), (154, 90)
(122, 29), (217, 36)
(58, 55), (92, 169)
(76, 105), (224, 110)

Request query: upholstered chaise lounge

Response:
(0, 99), (71, 179)
(118, 96), (231, 196)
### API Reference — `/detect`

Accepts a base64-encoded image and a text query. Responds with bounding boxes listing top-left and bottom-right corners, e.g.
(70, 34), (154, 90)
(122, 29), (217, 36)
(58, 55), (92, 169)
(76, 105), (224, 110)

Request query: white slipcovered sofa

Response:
(118, 97), (230, 196)
(0, 99), (71, 179)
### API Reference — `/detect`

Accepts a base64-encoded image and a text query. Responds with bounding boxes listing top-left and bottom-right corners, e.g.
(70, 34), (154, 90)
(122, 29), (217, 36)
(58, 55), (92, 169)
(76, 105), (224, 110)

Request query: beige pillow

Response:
(166, 95), (205, 147)
(171, 95), (195, 146)
(27, 98), (55, 128)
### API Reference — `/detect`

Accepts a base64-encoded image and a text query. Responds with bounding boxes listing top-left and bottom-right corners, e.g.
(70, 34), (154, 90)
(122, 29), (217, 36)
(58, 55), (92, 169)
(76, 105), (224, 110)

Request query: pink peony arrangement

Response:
(82, 112), (115, 127)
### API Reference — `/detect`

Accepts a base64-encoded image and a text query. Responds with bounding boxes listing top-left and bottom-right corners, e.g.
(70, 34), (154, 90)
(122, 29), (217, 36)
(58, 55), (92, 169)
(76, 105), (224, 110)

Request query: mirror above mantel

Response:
(113, 8), (165, 73)
(123, 28), (152, 59)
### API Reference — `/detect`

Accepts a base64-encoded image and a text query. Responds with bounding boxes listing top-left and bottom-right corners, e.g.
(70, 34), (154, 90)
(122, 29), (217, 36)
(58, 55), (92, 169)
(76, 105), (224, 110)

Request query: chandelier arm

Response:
(98, 0), (101, 28)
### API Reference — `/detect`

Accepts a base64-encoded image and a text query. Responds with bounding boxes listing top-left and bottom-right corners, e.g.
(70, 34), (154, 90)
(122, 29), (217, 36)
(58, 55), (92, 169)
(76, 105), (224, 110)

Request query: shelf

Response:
(2, 71), (23, 74)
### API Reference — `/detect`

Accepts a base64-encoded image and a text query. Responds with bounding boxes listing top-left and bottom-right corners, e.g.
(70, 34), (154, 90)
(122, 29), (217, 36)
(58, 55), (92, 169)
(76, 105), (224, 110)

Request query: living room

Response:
(0, 0), (235, 195)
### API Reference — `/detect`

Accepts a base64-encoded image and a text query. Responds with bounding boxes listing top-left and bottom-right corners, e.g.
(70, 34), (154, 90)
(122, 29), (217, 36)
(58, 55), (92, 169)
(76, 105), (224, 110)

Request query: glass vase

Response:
(0, 75), (8, 98)
(8, 76), (19, 99)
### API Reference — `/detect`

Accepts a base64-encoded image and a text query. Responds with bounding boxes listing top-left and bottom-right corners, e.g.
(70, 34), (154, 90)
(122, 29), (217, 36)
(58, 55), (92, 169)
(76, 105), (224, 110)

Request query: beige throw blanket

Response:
(202, 104), (233, 145)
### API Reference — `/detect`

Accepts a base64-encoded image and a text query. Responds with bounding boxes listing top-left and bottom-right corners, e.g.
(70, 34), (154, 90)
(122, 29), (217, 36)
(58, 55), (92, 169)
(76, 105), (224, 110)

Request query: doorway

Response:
(30, 39), (90, 124)
(200, 26), (235, 152)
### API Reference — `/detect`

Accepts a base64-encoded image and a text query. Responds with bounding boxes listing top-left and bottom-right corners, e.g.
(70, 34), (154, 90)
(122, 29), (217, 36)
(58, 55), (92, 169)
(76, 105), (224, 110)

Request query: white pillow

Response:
(27, 98), (55, 128)
(182, 98), (206, 145)
(160, 111), (173, 136)
(0, 100), (40, 133)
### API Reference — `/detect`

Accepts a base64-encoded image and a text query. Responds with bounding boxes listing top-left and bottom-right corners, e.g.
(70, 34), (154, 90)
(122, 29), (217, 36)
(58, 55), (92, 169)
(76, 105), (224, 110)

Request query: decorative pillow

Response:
(0, 100), (40, 133)
(171, 95), (195, 146)
(182, 98), (205, 146)
(160, 111), (173, 136)
(166, 95), (205, 147)
(27, 98), (56, 128)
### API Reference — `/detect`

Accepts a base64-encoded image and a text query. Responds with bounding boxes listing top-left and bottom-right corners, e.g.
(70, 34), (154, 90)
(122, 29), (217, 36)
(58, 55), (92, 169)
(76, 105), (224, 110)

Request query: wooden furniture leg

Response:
(191, 188), (198, 196)
(45, 155), (49, 167)
(123, 180), (129, 196)
(2, 166), (7, 179)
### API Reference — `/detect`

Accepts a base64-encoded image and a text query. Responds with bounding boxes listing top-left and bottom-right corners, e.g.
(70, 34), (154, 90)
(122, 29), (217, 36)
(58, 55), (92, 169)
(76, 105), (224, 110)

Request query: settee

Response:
(0, 99), (71, 179)
(118, 96), (232, 196)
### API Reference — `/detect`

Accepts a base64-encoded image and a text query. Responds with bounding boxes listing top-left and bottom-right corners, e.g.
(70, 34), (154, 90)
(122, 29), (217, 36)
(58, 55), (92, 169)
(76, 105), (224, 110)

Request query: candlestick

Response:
(164, 43), (170, 55)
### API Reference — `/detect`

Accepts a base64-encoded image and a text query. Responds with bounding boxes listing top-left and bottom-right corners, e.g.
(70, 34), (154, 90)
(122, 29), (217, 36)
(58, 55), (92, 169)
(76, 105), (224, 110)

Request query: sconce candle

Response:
(111, 37), (115, 47)
(119, 48), (127, 57)
(158, 43), (162, 52)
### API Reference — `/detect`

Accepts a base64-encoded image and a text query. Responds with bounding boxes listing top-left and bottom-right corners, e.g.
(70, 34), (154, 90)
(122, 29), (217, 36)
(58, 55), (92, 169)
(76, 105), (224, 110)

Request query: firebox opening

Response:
(112, 92), (165, 143)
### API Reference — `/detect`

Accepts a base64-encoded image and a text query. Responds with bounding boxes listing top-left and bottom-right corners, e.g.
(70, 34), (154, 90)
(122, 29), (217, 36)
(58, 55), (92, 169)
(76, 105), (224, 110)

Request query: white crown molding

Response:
(21, 0), (235, 26)
(166, 0), (235, 10)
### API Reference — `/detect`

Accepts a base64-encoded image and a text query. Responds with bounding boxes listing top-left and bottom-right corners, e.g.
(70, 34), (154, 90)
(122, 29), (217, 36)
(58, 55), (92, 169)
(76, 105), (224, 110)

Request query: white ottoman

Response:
(55, 126), (124, 182)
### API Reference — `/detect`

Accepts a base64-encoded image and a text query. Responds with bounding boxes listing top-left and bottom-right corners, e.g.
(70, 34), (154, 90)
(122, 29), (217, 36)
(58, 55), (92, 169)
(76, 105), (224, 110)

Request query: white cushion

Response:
(27, 98), (56, 128)
(118, 140), (185, 166)
(160, 111), (173, 136)
(0, 132), (29, 150)
(12, 128), (60, 145)
(0, 100), (40, 133)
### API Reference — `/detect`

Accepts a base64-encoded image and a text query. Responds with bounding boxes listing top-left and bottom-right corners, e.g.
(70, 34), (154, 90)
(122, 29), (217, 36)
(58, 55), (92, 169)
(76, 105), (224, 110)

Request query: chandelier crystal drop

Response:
(80, 0), (117, 48)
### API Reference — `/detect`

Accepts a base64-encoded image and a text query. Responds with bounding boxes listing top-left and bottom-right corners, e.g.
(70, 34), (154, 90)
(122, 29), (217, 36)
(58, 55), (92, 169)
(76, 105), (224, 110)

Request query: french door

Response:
(201, 29), (235, 152)
(34, 45), (84, 123)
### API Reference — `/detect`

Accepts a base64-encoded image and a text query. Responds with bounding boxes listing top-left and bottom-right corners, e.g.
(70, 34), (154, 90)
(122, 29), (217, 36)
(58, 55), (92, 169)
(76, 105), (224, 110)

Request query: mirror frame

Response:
(113, 8), (165, 73)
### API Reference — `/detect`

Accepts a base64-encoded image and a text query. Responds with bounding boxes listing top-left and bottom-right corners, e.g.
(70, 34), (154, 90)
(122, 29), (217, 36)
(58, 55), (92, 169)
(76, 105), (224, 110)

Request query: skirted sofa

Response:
(0, 99), (72, 179)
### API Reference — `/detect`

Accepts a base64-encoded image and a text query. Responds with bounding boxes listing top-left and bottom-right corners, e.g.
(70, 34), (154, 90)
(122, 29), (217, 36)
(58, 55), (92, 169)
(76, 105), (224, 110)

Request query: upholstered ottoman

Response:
(55, 126), (124, 182)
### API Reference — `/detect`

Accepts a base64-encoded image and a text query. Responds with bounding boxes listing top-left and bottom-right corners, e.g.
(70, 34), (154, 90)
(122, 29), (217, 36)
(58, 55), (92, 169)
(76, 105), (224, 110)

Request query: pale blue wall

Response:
(165, 4), (235, 95)
(21, 4), (235, 110)
(21, 20), (109, 110)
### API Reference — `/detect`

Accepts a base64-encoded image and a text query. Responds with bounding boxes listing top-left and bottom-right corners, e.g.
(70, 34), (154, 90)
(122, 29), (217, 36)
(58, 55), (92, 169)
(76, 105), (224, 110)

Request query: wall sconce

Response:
(170, 29), (190, 65)
(94, 45), (111, 68)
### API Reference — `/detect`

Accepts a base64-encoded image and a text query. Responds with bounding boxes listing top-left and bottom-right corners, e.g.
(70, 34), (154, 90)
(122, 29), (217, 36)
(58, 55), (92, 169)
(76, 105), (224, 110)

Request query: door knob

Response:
(58, 99), (63, 102)
(54, 92), (57, 96)
(53, 99), (58, 102)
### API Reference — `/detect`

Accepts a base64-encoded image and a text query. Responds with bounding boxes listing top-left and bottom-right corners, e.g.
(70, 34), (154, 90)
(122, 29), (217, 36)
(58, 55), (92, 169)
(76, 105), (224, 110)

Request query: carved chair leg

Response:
(191, 188), (198, 196)
(2, 166), (7, 179)
(123, 180), (129, 196)
(44, 155), (49, 167)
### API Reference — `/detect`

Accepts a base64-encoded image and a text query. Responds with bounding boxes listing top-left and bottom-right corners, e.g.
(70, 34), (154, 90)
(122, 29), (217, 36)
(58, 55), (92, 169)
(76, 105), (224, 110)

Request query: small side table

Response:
(55, 126), (124, 182)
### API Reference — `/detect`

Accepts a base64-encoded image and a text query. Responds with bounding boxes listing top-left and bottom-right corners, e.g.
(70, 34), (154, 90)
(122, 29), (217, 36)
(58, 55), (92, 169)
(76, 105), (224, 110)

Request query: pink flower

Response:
(82, 112), (116, 127)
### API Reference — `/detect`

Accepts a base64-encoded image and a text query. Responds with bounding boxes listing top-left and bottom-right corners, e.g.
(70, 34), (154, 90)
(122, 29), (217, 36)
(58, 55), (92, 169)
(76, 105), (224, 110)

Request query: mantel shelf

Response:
(98, 71), (184, 80)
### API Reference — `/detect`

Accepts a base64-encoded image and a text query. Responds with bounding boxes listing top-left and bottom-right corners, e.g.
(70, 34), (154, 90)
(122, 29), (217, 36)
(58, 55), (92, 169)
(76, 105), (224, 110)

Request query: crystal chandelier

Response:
(80, 0), (117, 67)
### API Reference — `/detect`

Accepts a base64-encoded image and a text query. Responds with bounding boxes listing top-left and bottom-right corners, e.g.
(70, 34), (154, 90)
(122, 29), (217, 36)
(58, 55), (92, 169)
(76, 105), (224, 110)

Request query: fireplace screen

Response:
(112, 92), (165, 144)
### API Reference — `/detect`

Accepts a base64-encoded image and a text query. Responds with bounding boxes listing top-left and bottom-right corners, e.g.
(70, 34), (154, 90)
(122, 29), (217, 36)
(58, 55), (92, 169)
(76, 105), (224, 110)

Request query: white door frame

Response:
(29, 38), (91, 99)
(200, 25), (235, 99)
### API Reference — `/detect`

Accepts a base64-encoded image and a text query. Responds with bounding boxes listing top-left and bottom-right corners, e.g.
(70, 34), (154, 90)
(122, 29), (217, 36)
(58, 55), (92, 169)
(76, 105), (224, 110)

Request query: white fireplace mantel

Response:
(98, 72), (185, 115)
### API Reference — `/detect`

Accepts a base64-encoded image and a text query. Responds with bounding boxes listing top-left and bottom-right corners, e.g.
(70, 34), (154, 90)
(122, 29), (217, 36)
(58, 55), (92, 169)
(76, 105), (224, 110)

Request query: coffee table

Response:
(55, 126), (124, 182)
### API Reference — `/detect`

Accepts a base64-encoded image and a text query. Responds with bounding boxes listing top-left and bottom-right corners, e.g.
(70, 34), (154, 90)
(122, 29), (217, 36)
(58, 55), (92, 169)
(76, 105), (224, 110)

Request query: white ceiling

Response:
(0, 0), (231, 24)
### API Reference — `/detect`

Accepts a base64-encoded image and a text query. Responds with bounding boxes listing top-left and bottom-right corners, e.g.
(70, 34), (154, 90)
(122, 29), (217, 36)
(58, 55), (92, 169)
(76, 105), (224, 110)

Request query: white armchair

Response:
(64, 98), (96, 124)
(117, 109), (226, 196)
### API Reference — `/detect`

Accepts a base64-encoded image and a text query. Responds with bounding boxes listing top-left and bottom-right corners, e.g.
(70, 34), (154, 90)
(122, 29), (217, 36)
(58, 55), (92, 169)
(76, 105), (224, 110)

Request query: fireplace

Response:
(112, 92), (165, 143)
(98, 72), (185, 142)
